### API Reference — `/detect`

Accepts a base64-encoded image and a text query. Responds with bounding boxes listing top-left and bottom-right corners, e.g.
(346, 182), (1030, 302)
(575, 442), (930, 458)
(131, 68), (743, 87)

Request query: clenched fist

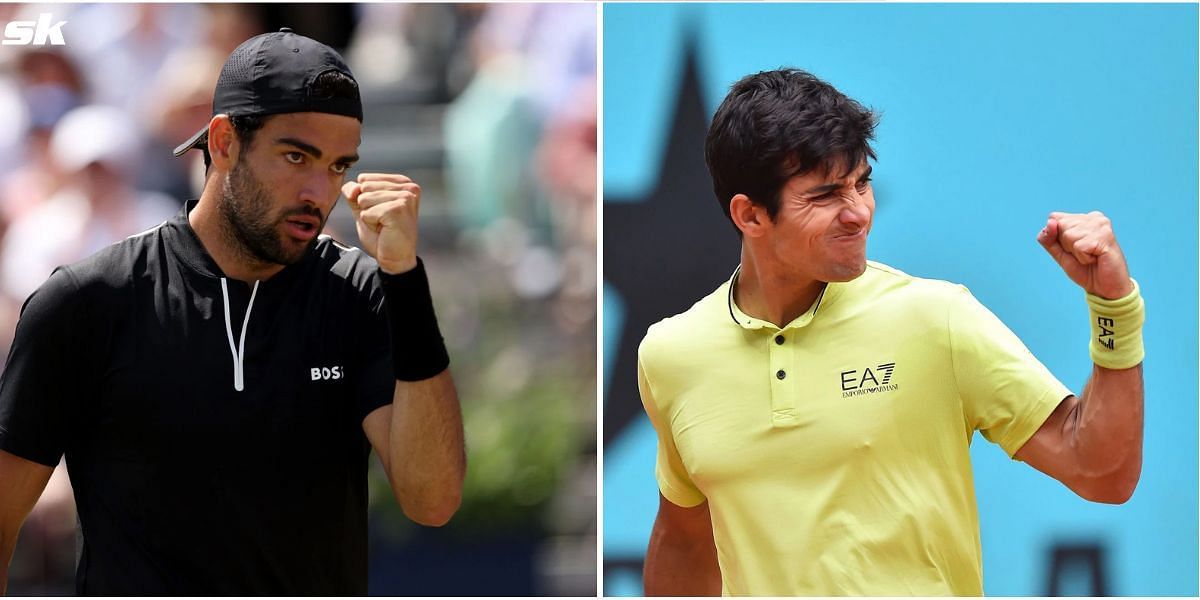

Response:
(1036, 211), (1133, 300)
(342, 173), (420, 274)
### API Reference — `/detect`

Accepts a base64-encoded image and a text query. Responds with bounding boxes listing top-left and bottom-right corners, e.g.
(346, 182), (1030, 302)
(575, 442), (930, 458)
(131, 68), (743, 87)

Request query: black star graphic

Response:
(603, 42), (741, 445)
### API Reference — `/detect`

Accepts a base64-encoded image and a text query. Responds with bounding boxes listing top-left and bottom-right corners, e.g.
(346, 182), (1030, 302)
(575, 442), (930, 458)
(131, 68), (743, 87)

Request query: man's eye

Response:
(331, 163), (348, 174)
(856, 178), (872, 192)
(285, 152), (304, 164)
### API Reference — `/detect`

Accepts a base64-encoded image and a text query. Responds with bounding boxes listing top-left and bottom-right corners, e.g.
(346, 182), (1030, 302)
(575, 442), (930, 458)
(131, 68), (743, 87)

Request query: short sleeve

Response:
(0, 268), (85, 466)
(948, 286), (1073, 458)
(352, 271), (395, 424)
(637, 343), (705, 507)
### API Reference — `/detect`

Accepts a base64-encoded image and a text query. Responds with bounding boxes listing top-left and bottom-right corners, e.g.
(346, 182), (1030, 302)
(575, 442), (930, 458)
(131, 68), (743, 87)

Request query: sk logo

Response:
(840, 362), (898, 398)
(2, 14), (67, 46)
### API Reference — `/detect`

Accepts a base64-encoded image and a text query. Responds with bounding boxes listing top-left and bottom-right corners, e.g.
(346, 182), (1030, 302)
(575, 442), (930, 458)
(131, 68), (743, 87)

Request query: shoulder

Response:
(639, 281), (730, 366)
(311, 235), (379, 281)
(860, 261), (965, 296)
(850, 260), (972, 310)
(38, 222), (169, 304)
(307, 235), (385, 305)
(14, 226), (163, 331)
(818, 261), (981, 338)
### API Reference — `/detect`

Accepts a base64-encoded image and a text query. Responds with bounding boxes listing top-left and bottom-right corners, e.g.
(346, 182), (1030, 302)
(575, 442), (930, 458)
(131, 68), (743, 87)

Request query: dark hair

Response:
(202, 70), (360, 170)
(704, 68), (879, 226)
(201, 115), (264, 171)
(309, 69), (360, 105)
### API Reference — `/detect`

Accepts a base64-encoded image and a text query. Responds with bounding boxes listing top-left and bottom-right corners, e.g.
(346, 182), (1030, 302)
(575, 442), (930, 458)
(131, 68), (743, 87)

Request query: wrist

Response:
(378, 256), (418, 276)
(1088, 279), (1135, 301)
(379, 258), (450, 381)
(1086, 278), (1145, 370)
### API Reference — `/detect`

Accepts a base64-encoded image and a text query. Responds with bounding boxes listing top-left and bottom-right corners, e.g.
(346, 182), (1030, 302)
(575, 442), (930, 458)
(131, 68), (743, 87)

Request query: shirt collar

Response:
(725, 264), (840, 331)
(164, 199), (308, 286)
(165, 200), (225, 279)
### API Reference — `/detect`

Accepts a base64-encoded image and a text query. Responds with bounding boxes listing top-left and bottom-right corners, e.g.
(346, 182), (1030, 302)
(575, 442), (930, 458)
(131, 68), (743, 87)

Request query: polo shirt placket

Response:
(727, 270), (834, 428)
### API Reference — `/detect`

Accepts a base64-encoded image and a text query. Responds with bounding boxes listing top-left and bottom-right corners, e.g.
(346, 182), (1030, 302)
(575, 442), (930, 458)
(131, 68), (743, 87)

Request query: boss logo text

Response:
(311, 366), (344, 381)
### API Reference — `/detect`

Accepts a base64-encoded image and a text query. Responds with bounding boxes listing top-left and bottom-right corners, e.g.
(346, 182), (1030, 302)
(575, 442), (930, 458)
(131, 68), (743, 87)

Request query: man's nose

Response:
(838, 190), (871, 227)
(298, 170), (338, 207)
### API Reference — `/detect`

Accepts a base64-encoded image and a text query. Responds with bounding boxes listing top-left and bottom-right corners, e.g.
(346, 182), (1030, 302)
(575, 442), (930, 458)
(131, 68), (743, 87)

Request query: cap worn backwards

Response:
(173, 27), (362, 157)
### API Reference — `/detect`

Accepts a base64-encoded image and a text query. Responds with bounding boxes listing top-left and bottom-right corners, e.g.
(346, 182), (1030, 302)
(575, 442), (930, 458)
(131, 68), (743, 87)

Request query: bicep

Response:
(652, 493), (713, 541)
(638, 354), (705, 507)
(1013, 394), (1078, 479)
(0, 450), (54, 532)
(947, 287), (1073, 454)
(362, 404), (393, 472)
(360, 371), (460, 472)
(0, 268), (88, 467)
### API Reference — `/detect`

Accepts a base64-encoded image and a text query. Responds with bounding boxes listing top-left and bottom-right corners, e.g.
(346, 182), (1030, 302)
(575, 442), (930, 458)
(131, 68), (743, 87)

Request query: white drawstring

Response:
(220, 278), (260, 392)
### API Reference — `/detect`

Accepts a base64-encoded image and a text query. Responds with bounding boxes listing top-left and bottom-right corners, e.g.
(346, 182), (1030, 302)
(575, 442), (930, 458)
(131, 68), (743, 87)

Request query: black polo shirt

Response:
(0, 201), (395, 594)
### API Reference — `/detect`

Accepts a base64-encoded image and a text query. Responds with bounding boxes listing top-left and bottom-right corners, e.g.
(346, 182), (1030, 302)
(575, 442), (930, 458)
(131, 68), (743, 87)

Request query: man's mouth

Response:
(282, 214), (322, 240)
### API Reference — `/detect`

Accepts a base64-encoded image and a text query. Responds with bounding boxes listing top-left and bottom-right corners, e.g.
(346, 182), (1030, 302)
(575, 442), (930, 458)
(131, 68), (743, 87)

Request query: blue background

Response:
(602, 3), (1198, 596)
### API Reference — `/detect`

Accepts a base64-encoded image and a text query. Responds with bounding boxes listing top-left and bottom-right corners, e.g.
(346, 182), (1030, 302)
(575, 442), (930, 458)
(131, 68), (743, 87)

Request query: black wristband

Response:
(379, 258), (450, 381)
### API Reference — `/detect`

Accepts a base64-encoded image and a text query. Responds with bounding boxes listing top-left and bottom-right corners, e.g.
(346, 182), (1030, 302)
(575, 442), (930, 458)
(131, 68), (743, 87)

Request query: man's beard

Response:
(218, 160), (324, 267)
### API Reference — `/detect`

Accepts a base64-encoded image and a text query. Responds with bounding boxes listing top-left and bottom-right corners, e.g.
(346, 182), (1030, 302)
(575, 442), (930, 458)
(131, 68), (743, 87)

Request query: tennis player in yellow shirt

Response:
(637, 68), (1144, 596)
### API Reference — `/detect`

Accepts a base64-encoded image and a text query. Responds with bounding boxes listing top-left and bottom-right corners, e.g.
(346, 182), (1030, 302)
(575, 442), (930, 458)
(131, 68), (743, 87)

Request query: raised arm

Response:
(1015, 211), (1144, 503)
(346, 173), (466, 526)
(0, 450), (54, 594)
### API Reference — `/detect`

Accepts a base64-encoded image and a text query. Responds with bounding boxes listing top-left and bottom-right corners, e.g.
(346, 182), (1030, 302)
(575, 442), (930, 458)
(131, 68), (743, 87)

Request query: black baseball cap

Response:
(173, 27), (362, 157)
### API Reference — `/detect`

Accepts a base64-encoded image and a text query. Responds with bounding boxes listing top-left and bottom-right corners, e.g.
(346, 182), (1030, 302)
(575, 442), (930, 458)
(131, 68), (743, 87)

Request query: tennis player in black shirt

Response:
(0, 29), (465, 594)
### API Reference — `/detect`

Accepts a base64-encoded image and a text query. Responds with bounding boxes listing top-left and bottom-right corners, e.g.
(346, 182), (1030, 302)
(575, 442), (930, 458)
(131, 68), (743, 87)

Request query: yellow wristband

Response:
(1087, 279), (1145, 370)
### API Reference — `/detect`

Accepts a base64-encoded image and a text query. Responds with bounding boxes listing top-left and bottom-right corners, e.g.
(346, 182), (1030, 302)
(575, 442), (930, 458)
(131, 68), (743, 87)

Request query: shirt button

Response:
(776, 370), (786, 380)
(775, 335), (785, 345)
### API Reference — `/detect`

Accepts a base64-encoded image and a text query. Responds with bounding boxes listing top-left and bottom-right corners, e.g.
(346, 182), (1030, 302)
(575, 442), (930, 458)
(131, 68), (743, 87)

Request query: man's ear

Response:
(207, 115), (239, 171)
(730, 193), (770, 238)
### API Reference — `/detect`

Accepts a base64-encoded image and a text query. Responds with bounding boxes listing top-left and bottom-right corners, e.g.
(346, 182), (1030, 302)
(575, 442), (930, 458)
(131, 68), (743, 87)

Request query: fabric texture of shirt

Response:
(0, 201), (395, 595)
(637, 261), (1072, 596)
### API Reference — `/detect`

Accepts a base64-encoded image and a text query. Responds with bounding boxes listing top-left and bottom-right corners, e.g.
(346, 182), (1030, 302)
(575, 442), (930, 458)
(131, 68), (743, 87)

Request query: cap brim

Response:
(172, 126), (208, 157)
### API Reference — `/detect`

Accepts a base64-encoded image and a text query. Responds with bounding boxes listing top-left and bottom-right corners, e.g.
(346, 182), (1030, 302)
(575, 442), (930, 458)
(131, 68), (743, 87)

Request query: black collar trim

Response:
(726, 264), (829, 328)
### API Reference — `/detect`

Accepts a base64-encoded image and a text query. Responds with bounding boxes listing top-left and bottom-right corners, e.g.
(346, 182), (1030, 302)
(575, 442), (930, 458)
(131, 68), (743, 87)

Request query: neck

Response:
(733, 243), (826, 328)
(189, 182), (284, 283)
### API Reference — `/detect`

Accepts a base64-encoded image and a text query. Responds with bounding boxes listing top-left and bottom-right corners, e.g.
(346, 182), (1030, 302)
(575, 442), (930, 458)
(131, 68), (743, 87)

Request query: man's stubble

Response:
(217, 159), (323, 269)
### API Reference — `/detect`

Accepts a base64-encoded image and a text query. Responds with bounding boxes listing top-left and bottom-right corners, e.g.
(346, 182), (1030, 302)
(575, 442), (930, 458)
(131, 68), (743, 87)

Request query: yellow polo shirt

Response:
(638, 261), (1072, 596)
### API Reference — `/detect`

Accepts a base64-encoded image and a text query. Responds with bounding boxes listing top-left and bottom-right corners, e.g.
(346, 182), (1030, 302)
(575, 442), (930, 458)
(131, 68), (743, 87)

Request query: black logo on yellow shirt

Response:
(1097, 317), (1115, 350)
(840, 363), (898, 398)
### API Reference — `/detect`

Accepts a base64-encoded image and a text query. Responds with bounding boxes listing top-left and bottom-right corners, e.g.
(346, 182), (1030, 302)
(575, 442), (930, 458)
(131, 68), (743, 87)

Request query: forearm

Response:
(386, 369), (465, 526)
(0, 452), (55, 595)
(1, 529), (13, 595)
(1067, 273), (1145, 500)
(373, 253), (463, 525)
(644, 518), (721, 595)
(1068, 363), (1144, 501)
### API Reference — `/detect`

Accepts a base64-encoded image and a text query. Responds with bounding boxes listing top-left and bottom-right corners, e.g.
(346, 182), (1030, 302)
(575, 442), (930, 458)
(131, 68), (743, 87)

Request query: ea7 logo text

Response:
(3, 14), (67, 46)
(1096, 317), (1115, 350)
(840, 362), (898, 398)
